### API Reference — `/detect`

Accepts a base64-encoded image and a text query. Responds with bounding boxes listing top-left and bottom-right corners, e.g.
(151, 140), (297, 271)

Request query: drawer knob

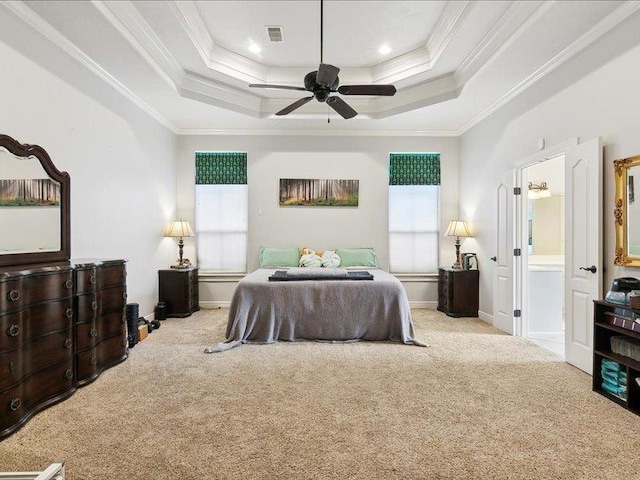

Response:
(9, 361), (15, 376)
(91, 301), (98, 310)
(64, 279), (73, 289)
(65, 308), (73, 318)
(89, 275), (96, 285)
(122, 270), (127, 277)
(89, 328), (98, 338)
(9, 398), (21, 411)
(90, 356), (98, 366)
(8, 324), (20, 337)
(64, 338), (72, 349)
(64, 369), (73, 379)
(7, 289), (20, 302)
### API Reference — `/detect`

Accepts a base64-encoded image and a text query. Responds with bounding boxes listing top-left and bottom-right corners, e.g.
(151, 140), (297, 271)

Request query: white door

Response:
(493, 171), (516, 334)
(565, 137), (602, 374)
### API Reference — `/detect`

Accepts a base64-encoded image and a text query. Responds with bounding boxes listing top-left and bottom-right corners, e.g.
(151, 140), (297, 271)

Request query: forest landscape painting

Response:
(279, 178), (359, 207)
(0, 179), (60, 206)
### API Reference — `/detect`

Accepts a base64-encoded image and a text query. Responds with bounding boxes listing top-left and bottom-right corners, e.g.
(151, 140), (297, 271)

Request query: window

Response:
(388, 153), (440, 273)
(195, 152), (248, 272)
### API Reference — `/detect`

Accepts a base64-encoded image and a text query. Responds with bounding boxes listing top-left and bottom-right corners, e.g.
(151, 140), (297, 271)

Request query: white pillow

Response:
(300, 252), (322, 267)
(321, 250), (341, 268)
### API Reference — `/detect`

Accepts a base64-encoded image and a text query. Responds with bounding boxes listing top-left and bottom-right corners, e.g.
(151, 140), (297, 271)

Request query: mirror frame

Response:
(0, 134), (70, 267)
(614, 154), (640, 266)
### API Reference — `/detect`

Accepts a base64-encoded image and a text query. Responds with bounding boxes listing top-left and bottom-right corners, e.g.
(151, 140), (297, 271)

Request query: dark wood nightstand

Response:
(437, 268), (479, 317)
(158, 267), (200, 318)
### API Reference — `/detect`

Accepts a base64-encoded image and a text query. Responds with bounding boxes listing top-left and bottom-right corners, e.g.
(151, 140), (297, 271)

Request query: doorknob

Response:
(579, 265), (597, 273)
(490, 256), (497, 262)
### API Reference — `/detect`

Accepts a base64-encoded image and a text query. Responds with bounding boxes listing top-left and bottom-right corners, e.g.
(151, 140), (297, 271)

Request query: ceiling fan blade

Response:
(275, 96), (314, 116)
(249, 84), (308, 92)
(326, 96), (357, 119)
(316, 63), (340, 86)
(338, 84), (397, 96)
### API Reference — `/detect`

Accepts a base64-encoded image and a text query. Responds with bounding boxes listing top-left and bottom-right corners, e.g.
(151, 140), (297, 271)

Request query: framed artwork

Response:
(0, 179), (60, 206)
(279, 178), (359, 207)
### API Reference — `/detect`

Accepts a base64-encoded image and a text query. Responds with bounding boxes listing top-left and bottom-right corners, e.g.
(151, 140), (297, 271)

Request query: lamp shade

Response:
(444, 220), (472, 238)
(166, 219), (194, 238)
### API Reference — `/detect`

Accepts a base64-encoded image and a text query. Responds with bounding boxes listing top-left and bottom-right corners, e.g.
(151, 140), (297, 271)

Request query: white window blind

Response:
(389, 185), (440, 273)
(195, 185), (247, 272)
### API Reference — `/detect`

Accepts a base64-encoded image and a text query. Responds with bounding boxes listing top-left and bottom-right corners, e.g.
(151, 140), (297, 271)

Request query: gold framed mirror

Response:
(614, 154), (640, 266)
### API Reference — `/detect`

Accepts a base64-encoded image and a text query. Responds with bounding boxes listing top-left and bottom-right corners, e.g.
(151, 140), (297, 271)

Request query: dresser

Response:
(158, 268), (199, 317)
(437, 268), (479, 317)
(0, 259), (128, 438)
(73, 259), (128, 385)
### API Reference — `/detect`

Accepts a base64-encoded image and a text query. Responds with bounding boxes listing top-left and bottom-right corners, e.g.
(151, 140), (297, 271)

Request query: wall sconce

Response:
(528, 181), (551, 199)
(166, 219), (194, 269)
(444, 220), (472, 269)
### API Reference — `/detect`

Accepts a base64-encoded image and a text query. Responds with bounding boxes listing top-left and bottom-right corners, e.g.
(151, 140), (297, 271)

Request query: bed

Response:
(204, 267), (425, 353)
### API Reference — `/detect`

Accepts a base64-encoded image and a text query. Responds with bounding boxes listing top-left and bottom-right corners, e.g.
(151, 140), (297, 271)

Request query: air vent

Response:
(267, 26), (283, 42)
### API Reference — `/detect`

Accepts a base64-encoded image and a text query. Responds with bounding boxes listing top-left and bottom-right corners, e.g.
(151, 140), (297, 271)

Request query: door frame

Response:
(513, 139), (578, 338)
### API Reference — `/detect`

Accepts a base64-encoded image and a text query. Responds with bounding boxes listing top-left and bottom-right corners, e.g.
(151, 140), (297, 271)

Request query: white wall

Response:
(459, 12), (640, 320)
(0, 20), (177, 316)
(177, 135), (460, 304)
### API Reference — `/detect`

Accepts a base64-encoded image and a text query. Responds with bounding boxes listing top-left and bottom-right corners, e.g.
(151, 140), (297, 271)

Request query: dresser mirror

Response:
(614, 154), (640, 266)
(0, 134), (70, 266)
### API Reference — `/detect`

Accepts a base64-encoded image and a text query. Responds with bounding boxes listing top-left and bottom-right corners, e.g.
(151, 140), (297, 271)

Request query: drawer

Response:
(76, 334), (127, 383)
(0, 270), (73, 313)
(76, 286), (126, 323)
(0, 330), (73, 390)
(0, 359), (74, 437)
(0, 299), (73, 352)
(76, 311), (126, 351)
(75, 263), (127, 294)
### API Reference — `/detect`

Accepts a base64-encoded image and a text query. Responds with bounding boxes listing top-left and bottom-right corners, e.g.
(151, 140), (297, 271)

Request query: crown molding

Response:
(171, 0), (266, 83)
(93, 0), (182, 90)
(175, 128), (459, 137)
(3, 0), (178, 133)
(455, 1), (542, 87)
(457, 0), (640, 134)
(371, 1), (472, 84)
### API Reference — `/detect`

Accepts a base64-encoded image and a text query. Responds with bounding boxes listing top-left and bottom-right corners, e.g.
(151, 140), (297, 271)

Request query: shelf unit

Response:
(593, 300), (640, 415)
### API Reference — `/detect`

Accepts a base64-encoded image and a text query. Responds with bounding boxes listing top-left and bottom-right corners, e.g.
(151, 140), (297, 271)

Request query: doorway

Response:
(521, 154), (566, 359)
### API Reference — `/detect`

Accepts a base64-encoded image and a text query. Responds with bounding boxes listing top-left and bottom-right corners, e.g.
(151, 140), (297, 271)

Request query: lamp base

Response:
(451, 237), (463, 269)
(170, 264), (191, 270)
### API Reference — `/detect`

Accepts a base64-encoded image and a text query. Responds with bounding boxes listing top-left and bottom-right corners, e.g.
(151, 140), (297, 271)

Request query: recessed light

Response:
(379, 44), (391, 56)
(248, 42), (261, 54)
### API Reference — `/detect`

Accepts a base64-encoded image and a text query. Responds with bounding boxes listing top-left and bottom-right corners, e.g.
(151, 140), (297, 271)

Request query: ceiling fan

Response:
(248, 0), (396, 119)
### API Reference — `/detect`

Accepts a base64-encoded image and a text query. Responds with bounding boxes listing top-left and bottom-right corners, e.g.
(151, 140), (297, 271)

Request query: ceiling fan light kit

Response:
(248, 0), (396, 119)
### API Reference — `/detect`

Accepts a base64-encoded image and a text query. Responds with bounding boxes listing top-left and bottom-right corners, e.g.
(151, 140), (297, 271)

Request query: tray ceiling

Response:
(3, 1), (640, 134)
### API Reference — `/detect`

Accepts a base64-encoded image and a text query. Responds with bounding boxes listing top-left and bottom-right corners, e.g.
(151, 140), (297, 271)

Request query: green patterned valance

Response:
(389, 153), (440, 185)
(195, 152), (247, 185)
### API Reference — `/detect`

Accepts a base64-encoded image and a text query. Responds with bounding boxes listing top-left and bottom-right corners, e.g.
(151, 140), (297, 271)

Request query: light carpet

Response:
(1, 309), (639, 479)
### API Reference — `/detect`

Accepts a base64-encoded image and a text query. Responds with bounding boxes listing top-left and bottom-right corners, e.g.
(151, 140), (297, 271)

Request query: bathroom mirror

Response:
(0, 134), (70, 266)
(614, 154), (640, 266)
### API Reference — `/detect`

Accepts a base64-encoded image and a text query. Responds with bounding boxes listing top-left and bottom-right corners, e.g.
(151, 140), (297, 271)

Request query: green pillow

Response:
(335, 248), (377, 267)
(259, 247), (300, 267)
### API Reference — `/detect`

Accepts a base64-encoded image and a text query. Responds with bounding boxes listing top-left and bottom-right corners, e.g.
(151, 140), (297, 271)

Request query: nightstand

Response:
(158, 267), (200, 318)
(437, 268), (479, 317)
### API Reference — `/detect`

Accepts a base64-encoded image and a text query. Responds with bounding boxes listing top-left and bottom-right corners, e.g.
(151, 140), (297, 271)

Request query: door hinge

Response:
(514, 309), (522, 318)
(513, 248), (521, 256)
(514, 187), (521, 195)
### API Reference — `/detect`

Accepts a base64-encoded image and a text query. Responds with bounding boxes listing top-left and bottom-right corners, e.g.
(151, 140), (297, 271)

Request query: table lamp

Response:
(166, 219), (194, 269)
(444, 220), (472, 269)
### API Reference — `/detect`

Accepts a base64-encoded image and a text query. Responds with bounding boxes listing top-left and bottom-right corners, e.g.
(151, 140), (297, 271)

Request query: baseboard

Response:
(409, 301), (438, 309)
(478, 310), (493, 325)
(200, 301), (231, 309)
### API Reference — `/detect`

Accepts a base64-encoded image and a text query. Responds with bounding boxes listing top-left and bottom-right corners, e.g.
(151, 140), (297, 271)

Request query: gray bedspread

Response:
(205, 268), (425, 353)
